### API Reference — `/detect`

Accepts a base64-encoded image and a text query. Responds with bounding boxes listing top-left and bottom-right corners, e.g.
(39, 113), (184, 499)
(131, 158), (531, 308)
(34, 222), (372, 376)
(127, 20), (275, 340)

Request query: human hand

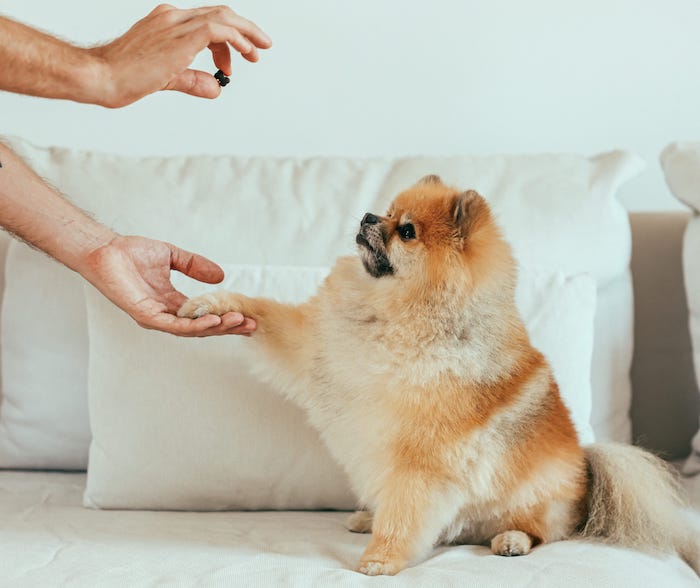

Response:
(89, 4), (272, 108)
(81, 235), (257, 336)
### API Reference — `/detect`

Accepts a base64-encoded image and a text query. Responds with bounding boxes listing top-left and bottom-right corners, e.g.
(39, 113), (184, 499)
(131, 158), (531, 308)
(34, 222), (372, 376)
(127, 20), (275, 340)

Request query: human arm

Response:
(0, 4), (272, 107)
(0, 141), (255, 336)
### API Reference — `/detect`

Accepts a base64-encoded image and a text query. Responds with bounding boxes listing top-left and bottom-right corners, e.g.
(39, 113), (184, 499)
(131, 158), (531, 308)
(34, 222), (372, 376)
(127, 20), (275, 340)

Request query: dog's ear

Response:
(453, 190), (488, 238)
(417, 174), (442, 186)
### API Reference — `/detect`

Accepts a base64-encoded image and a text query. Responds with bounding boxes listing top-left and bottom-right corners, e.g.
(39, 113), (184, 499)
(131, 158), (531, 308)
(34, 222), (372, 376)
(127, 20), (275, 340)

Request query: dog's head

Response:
(356, 175), (515, 293)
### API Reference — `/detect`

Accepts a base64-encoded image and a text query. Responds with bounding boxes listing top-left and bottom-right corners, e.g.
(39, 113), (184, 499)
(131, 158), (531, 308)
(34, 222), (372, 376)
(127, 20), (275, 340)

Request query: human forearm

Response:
(0, 16), (104, 105)
(0, 142), (255, 337)
(0, 141), (116, 273)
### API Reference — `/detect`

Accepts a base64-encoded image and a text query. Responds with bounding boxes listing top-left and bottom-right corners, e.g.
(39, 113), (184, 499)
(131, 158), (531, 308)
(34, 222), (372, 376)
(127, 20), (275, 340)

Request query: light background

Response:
(0, 0), (698, 210)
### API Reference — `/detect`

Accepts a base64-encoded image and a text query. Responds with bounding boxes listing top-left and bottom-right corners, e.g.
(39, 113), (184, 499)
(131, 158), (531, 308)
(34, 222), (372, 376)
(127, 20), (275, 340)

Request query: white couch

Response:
(0, 143), (699, 587)
(0, 469), (698, 587)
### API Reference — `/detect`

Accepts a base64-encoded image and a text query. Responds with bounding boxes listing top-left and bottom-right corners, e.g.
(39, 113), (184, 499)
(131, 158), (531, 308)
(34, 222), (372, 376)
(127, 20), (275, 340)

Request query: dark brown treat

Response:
(214, 69), (230, 87)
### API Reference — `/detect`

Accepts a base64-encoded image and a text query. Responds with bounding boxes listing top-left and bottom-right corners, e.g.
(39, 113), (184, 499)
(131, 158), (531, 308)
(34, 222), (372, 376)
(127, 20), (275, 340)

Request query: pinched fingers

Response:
(176, 9), (271, 65)
(163, 68), (222, 98)
(180, 21), (261, 63)
(177, 5), (272, 49)
(208, 41), (232, 76)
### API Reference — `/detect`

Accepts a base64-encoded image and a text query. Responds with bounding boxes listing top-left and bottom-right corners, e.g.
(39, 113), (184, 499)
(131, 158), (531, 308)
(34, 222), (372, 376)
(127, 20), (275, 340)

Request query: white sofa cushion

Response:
(83, 266), (596, 509)
(661, 142), (700, 475)
(3, 471), (699, 588)
(0, 138), (642, 470)
(0, 242), (89, 468)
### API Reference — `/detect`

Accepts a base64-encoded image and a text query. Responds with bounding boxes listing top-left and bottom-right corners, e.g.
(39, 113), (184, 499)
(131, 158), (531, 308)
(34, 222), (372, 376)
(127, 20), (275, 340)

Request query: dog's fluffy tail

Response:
(581, 443), (699, 575)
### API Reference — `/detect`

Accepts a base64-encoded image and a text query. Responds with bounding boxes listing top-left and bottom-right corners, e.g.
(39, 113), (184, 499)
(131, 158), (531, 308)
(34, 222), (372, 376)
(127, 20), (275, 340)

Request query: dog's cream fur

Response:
(179, 177), (698, 576)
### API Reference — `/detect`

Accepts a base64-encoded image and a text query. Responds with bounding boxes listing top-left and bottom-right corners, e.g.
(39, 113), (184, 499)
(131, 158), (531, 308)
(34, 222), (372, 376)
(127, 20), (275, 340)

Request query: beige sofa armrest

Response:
(630, 211), (699, 459)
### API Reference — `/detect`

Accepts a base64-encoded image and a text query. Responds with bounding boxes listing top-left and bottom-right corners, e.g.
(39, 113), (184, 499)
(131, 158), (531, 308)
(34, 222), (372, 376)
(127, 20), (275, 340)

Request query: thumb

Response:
(169, 244), (225, 284)
(163, 69), (222, 99)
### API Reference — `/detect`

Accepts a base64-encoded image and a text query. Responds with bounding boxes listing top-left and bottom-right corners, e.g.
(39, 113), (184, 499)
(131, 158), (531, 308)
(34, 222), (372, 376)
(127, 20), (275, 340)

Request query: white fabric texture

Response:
(1, 471), (698, 588)
(84, 267), (596, 510)
(661, 142), (700, 475)
(0, 138), (641, 470)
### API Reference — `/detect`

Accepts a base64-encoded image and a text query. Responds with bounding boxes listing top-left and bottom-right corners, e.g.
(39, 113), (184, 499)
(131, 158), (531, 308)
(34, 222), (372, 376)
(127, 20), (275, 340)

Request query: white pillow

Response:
(517, 272), (596, 446)
(0, 242), (89, 468)
(661, 142), (700, 475)
(0, 138), (640, 469)
(83, 265), (596, 510)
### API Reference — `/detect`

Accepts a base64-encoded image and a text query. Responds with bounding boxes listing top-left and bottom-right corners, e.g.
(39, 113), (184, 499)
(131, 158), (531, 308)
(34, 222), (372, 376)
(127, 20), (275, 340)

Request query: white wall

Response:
(1, 0), (698, 211)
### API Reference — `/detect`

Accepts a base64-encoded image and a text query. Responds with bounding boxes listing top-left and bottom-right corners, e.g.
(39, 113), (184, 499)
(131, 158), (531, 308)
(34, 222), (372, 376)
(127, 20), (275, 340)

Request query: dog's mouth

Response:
(356, 229), (393, 278)
(355, 233), (371, 249)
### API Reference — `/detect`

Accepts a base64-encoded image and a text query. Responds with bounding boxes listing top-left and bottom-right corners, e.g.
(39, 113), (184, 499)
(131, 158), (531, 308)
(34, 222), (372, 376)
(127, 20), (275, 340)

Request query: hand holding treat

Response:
(0, 4), (271, 107)
(88, 4), (270, 106)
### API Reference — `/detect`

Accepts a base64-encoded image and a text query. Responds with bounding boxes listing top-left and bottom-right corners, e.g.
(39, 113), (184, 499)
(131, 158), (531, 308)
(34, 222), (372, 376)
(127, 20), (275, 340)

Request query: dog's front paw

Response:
(346, 510), (373, 533)
(177, 295), (217, 319)
(491, 530), (532, 556)
(357, 559), (403, 576)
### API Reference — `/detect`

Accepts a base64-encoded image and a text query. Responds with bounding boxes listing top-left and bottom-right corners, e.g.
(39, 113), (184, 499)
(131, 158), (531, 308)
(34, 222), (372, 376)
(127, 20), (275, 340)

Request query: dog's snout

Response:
(362, 213), (379, 226)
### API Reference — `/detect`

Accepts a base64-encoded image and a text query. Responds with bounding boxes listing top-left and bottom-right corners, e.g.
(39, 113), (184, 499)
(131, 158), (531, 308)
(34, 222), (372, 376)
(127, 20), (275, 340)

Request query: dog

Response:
(178, 175), (699, 576)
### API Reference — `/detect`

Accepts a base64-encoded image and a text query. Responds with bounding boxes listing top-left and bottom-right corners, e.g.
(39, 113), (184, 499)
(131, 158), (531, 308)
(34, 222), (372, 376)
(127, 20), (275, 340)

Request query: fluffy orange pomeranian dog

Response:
(179, 175), (698, 576)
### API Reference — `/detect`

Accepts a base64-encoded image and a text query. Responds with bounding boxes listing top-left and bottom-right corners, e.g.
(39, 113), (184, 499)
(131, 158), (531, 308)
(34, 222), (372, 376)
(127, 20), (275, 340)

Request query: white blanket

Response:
(0, 472), (698, 587)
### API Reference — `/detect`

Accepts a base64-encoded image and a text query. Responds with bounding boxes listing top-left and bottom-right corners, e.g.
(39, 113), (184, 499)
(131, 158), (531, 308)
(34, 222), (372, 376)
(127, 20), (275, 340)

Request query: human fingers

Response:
(223, 317), (257, 335)
(194, 315), (257, 337)
(169, 314), (256, 337)
(239, 44), (259, 63)
(175, 5), (272, 49)
(139, 309), (256, 337)
(164, 68), (221, 98)
(208, 41), (232, 75)
(210, 313), (255, 334)
(138, 311), (224, 336)
(169, 244), (225, 284)
(182, 21), (256, 59)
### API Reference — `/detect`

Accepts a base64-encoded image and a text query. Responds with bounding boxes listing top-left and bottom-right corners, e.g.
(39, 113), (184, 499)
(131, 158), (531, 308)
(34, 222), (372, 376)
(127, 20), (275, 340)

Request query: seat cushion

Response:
(0, 471), (697, 587)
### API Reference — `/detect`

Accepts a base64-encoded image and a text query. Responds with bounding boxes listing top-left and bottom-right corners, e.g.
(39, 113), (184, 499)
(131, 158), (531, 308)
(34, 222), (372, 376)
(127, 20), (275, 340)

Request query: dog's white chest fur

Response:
(267, 259), (487, 507)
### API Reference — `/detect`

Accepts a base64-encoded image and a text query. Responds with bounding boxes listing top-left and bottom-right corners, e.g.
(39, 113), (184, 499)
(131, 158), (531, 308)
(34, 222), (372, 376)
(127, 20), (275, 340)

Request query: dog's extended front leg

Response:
(178, 291), (310, 369)
(357, 473), (461, 576)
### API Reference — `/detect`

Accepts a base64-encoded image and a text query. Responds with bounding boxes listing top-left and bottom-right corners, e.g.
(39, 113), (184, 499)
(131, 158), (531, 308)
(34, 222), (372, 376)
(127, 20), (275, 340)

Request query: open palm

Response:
(82, 235), (255, 337)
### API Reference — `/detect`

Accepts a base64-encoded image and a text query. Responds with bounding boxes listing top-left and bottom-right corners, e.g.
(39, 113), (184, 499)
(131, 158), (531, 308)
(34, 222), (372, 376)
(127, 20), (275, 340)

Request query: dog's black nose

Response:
(362, 213), (379, 226)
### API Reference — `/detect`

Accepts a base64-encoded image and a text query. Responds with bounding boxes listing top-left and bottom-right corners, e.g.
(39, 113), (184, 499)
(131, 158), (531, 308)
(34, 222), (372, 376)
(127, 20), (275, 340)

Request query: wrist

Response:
(68, 223), (120, 277)
(80, 46), (118, 108)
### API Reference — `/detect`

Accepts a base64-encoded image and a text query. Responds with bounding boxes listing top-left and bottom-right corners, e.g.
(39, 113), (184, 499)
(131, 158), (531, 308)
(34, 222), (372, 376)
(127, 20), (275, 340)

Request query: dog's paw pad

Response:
(491, 530), (532, 557)
(357, 560), (400, 576)
(177, 297), (213, 319)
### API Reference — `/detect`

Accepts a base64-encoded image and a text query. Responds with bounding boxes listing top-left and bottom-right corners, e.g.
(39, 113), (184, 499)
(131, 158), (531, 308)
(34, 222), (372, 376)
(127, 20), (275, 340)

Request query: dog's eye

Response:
(398, 223), (416, 241)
